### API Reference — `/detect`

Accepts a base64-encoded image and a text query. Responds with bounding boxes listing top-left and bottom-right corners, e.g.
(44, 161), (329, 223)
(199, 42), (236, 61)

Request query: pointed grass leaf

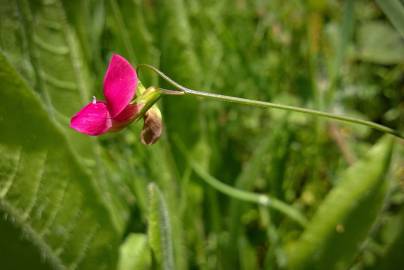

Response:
(144, 143), (187, 270)
(147, 183), (175, 270)
(155, 0), (202, 149)
(370, 209), (404, 269)
(118, 233), (151, 270)
(376, 0), (404, 38)
(287, 137), (394, 270)
(0, 51), (119, 269)
(356, 21), (404, 64)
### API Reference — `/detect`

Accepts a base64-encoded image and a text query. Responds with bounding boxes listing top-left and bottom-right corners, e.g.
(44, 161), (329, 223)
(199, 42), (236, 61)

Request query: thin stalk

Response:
(174, 138), (308, 227)
(138, 64), (403, 139)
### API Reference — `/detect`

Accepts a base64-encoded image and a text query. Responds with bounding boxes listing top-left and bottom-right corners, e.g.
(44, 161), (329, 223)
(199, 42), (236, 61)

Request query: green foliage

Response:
(0, 0), (403, 269)
(356, 22), (404, 64)
(118, 233), (151, 270)
(376, 0), (404, 38)
(287, 137), (393, 270)
(0, 52), (119, 269)
(147, 183), (175, 270)
(367, 209), (404, 270)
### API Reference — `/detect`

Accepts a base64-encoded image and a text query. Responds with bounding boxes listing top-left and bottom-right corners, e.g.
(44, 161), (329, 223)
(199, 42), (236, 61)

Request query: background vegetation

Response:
(0, 0), (403, 269)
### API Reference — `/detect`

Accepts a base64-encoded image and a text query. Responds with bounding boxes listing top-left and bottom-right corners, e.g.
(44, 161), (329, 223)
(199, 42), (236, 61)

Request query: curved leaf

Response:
(376, 0), (404, 38)
(0, 52), (119, 269)
(147, 183), (175, 270)
(287, 137), (394, 270)
(368, 209), (404, 269)
(357, 22), (404, 64)
(155, 0), (202, 148)
(118, 233), (151, 270)
(0, 0), (133, 234)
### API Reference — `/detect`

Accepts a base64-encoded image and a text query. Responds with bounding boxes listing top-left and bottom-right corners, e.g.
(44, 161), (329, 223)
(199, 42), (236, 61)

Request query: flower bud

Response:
(141, 107), (163, 145)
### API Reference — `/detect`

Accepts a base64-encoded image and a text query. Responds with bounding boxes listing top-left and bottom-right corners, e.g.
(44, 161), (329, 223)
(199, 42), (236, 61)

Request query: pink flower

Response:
(70, 54), (141, 136)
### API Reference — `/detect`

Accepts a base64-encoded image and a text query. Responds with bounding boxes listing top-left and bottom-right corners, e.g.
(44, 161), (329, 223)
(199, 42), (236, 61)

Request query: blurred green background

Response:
(0, 0), (403, 269)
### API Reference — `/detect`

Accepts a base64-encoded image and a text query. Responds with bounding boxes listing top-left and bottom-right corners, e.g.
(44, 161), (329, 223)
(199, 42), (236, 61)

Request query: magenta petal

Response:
(113, 103), (142, 122)
(110, 104), (143, 132)
(103, 54), (138, 117)
(70, 101), (112, 136)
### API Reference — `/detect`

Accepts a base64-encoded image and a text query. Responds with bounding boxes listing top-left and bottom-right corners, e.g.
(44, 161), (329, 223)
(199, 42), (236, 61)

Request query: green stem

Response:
(174, 137), (308, 227)
(138, 64), (403, 139)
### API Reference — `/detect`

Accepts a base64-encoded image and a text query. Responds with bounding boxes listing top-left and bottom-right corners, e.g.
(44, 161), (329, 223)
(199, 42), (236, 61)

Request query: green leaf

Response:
(287, 137), (394, 270)
(368, 209), (404, 270)
(376, 0), (404, 38)
(144, 143), (188, 270)
(0, 51), (119, 269)
(118, 233), (151, 270)
(356, 21), (404, 64)
(155, 0), (202, 149)
(227, 119), (292, 268)
(0, 215), (54, 270)
(147, 183), (175, 270)
(106, 0), (136, 63)
(326, 0), (355, 104)
(0, 0), (133, 234)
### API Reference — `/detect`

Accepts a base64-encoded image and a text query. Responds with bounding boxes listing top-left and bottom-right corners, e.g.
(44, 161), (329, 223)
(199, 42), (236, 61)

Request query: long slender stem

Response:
(174, 137), (308, 227)
(137, 64), (403, 139)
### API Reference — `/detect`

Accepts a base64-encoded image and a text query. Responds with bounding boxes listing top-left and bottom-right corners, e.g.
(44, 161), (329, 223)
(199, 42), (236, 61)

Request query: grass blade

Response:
(376, 0), (404, 38)
(147, 183), (175, 270)
(287, 137), (394, 270)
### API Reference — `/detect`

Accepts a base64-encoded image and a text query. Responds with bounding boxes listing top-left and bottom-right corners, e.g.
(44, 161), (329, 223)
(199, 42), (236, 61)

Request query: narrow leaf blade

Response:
(287, 137), (394, 270)
(147, 183), (175, 270)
